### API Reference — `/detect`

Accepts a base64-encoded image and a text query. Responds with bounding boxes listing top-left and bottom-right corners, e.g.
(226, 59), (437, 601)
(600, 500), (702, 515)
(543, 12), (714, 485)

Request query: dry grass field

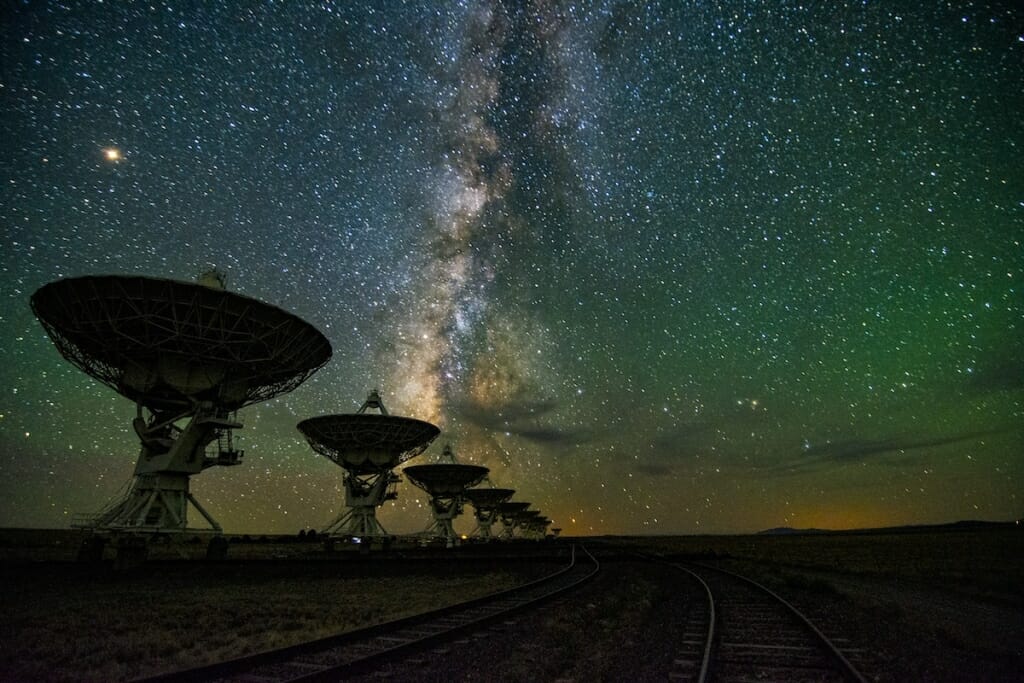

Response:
(0, 530), (563, 681)
(1, 525), (1021, 681)
(613, 524), (1024, 603)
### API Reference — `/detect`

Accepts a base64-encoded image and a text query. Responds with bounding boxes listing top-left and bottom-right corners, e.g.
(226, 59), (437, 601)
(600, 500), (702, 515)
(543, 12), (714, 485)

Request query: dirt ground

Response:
(1, 527), (1021, 681)
(0, 543), (562, 681)
(358, 539), (1023, 683)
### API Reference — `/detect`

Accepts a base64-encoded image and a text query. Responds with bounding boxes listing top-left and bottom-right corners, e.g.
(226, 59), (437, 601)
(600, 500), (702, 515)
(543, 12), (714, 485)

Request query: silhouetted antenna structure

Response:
(403, 443), (488, 547)
(297, 391), (439, 538)
(496, 500), (531, 539)
(30, 272), (332, 534)
(516, 509), (544, 539)
(524, 515), (552, 540)
(463, 485), (515, 540)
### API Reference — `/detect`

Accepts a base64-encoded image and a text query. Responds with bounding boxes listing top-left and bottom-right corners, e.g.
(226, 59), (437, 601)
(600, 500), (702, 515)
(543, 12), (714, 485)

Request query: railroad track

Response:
(665, 561), (870, 683)
(140, 544), (599, 682)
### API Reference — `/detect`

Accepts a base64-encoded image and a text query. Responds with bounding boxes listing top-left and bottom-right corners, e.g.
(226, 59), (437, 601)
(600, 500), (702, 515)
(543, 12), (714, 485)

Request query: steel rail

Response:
(137, 544), (599, 682)
(631, 550), (867, 683)
(670, 564), (716, 683)
(685, 561), (869, 683)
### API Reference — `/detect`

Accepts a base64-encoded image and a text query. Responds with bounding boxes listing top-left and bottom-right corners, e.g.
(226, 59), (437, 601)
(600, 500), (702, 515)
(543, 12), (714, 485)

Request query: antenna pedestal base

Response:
(470, 508), (501, 540)
(321, 506), (389, 538)
(74, 472), (222, 533)
(320, 470), (395, 538)
(422, 498), (463, 547)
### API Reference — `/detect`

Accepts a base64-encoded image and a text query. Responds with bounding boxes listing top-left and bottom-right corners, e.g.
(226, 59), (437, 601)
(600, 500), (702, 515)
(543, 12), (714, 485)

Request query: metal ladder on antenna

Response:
(209, 426), (243, 467)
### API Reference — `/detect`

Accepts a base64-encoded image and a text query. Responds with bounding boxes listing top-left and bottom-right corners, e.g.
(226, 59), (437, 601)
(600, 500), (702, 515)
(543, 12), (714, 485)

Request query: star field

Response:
(1, 1), (1021, 535)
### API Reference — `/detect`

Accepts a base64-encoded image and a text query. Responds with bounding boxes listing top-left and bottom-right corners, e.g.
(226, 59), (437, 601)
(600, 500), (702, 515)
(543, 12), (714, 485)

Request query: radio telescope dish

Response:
(299, 416), (439, 474)
(463, 487), (514, 540)
(497, 501), (531, 514)
(523, 515), (551, 540)
(403, 464), (490, 496)
(496, 501), (531, 539)
(297, 391), (439, 538)
(31, 275), (332, 410)
(513, 509), (544, 539)
(30, 273), (332, 536)
(403, 444), (488, 547)
(463, 487), (514, 507)
(515, 509), (542, 524)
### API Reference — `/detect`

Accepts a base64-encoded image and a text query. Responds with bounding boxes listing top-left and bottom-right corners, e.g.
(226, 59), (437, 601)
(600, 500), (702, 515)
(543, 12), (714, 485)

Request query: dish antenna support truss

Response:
(463, 483), (515, 540)
(496, 501), (532, 539)
(403, 444), (489, 547)
(297, 391), (440, 539)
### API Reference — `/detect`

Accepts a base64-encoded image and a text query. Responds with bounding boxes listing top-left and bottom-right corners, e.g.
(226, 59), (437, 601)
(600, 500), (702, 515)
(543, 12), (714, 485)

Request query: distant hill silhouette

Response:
(758, 519), (1021, 536)
(758, 527), (829, 535)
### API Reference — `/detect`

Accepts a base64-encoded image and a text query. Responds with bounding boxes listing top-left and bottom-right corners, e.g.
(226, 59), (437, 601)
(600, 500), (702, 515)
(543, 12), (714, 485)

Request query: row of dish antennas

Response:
(30, 271), (558, 552)
(299, 391), (553, 547)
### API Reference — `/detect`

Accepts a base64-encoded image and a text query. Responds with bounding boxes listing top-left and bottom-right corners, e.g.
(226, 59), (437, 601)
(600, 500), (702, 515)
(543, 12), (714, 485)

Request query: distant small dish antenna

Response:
(514, 509), (545, 540)
(524, 515), (552, 540)
(403, 444), (489, 547)
(495, 500), (532, 539)
(463, 480), (515, 541)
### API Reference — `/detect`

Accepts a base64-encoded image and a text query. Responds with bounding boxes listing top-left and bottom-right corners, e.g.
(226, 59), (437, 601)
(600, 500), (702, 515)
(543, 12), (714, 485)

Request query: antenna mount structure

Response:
(463, 483), (515, 540)
(297, 391), (439, 539)
(30, 274), (332, 536)
(514, 509), (544, 539)
(523, 515), (551, 540)
(402, 444), (488, 547)
(496, 501), (531, 539)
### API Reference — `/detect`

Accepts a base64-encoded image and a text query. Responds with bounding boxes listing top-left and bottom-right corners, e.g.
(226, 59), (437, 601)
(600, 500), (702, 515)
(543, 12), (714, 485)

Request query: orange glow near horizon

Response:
(784, 504), (900, 531)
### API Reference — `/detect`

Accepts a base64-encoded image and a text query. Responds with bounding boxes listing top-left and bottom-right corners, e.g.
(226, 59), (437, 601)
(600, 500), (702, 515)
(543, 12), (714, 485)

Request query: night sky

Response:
(2, 2), (1021, 536)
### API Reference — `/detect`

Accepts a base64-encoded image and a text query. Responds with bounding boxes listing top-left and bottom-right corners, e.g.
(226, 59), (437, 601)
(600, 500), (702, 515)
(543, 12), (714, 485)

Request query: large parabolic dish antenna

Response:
(297, 391), (440, 538)
(31, 275), (331, 410)
(403, 464), (491, 497)
(497, 501), (531, 515)
(497, 500), (531, 539)
(298, 416), (440, 475)
(463, 487), (514, 540)
(463, 487), (515, 508)
(524, 516), (552, 540)
(30, 273), (332, 535)
(512, 509), (544, 540)
(403, 444), (489, 547)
